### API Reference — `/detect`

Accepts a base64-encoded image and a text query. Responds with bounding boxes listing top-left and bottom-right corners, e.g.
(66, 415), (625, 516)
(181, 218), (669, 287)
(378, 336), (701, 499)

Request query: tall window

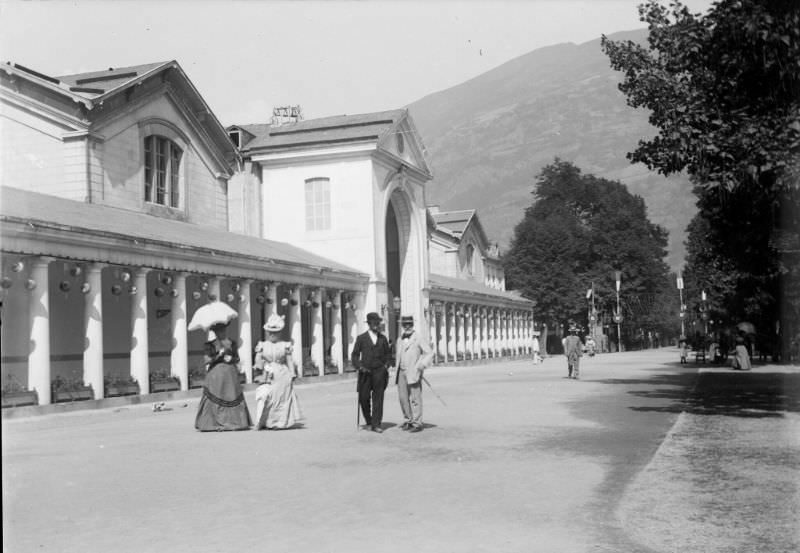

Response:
(144, 135), (182, 208)
(305, 177), (331, 231)
(466, 244), (476, 276)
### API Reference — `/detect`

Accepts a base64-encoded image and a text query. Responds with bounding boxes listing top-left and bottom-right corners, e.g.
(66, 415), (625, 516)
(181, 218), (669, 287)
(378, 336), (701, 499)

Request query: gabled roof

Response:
(0, 187), (364, 277)
(57, 62), (171, 98)
(2, 60), (237, 170)
(431, 209), (476, 235)
(238, 109), (407, 151)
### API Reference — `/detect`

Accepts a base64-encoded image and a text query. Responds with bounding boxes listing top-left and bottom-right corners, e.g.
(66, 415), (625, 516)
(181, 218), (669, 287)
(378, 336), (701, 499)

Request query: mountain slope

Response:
(408, 29), (694, 271)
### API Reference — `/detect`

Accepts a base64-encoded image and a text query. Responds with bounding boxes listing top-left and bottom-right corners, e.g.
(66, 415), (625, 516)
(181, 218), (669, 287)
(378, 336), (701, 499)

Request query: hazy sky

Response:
(0, 0), (714, 125)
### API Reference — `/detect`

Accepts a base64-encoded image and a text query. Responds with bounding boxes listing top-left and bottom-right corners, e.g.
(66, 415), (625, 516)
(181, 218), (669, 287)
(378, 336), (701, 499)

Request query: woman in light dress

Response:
(732, 333), (752, 371)
(253, 314), (304, 430)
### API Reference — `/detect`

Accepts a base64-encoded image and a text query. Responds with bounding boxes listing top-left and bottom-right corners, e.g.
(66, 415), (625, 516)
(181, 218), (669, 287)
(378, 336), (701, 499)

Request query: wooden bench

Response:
(693, 349), (706, 364)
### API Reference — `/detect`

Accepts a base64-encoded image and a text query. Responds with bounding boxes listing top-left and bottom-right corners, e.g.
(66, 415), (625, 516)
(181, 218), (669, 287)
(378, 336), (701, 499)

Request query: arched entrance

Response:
(385, 201), (401, 343)
(384, 187), (422, 343)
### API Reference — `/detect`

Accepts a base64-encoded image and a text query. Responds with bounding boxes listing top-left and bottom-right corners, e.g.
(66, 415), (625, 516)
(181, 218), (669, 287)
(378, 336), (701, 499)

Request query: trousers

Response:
(397, 369), (423, 427)
(358, 368), (388, 427)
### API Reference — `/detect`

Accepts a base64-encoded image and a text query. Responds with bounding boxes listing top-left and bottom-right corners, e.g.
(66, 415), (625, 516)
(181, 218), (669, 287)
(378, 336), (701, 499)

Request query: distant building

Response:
(0, 60), (534, 406)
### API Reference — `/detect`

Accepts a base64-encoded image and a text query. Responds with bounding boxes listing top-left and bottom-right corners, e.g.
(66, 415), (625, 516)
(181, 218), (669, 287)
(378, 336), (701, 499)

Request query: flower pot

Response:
(188, 376), (205, 389)
(150, 380), (180, 394)
(1, 390), (39, 408)
(105, 383), (140, 398)
(52, 386), (94, 403)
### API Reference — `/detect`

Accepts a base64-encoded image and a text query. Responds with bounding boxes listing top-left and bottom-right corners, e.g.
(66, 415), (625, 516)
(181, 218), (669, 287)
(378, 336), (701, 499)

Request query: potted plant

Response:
(1, 375), (38, 408)
(188, 367), (206, 389)
(302, 357), (320, 377)
(149, 368), (180, 393)
(51, 376), (94, 403)
(104, 375), (140, 398)
(323, 355), (338, 375)
(343, 360), (356, 373)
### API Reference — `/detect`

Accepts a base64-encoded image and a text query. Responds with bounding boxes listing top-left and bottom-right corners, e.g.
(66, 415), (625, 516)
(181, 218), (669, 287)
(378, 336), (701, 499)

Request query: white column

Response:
(238, 279), (253, 383)
(83, 263), (104, 399)
(447, 304), (456, 360)
(428, 304), (436, 361)
(290, 286), (302, 368)
(207, 277), (220, 302)
(512, 311), (519, 355)
(480, 308), (487, 359)
(491, 309), (499, 357)
(465, 306), (474, 360)
(500, 310), (507, 356)
(311, 288), (324, 374)
(130, 268), (149, 392)
(471, 306), (480, 358)
(437, 306), (447, 363)
(28, 257), (52, 405)
(171, 272), (189, 391)
(346, 292), (362, 363)
(331, 291), (344, 373)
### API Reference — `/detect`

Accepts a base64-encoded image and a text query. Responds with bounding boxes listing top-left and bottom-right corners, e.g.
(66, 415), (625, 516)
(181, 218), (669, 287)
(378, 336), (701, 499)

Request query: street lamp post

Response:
(614, 271), (622, 352)
(677, 273), (685, 338)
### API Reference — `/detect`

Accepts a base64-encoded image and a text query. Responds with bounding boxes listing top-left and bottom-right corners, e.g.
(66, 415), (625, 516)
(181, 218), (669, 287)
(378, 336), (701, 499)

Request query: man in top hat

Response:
(563, 325), (583, 379)
(394, 315), (433, 432)
(351, 312), (393, 433)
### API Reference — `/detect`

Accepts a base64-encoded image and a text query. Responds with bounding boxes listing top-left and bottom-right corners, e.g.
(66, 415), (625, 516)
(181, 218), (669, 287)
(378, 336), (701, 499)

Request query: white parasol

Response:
(736, 321), (756, 335)
(188, 301), (238, 332)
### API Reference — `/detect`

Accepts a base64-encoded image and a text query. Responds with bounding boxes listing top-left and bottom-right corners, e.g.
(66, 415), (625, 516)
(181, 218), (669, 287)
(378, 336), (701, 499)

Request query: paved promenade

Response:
(3, 350), (798, 553)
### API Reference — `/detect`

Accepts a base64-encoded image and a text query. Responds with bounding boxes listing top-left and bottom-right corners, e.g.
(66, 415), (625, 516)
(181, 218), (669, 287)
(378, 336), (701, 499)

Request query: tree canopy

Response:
(601, 0), (800, 194)
(504, 159), (674, 342)
(602, 0), (800, 356)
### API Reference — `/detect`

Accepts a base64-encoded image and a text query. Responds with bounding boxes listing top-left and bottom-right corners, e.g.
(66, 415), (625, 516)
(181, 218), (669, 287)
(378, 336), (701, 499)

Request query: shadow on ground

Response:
(597, 370), (800, 418)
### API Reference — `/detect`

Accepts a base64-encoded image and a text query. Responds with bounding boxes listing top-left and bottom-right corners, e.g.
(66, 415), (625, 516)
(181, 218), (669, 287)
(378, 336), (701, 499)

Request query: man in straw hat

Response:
(351, 312), (392, 433)
(394, 315), (433, 432)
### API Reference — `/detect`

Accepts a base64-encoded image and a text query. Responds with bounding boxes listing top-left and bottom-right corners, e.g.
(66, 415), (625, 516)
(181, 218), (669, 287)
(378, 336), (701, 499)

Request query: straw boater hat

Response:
(264, 313), (286, 333)
(400, 315), (414, 325)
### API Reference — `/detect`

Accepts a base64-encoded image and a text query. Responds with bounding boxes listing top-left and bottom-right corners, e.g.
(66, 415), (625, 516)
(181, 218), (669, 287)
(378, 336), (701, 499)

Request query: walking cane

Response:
(421, 375), (447, 407)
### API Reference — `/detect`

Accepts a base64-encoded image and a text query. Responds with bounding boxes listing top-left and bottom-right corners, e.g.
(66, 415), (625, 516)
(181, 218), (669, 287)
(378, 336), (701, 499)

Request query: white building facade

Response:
(0, 60), (534, 407)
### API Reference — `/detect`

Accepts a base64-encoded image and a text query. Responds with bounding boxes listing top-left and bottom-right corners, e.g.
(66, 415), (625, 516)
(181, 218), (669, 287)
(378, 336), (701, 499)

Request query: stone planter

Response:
(150, 379), (180, 394)
(52, 386), (94, 403)
(189, 376), (205, 389)
(1, 390), (39, 408)
(104, 383), (140, 398)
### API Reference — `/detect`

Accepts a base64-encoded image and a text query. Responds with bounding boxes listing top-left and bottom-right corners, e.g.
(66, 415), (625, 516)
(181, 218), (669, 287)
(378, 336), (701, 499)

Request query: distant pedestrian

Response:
(732, 333), (752, 371)
(351, 312), (393, 433)
(394, 315), (433, 433)
(532, 332), (542, 364)
(564, 326), (583, 379)
(679, 338), (688, 364)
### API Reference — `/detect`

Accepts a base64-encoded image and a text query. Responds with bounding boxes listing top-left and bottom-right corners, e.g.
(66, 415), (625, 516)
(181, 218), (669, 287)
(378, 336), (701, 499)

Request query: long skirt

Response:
(733, 345), (752, 371)
(195, 362), (252, 431)
(255, 363), (304, 430)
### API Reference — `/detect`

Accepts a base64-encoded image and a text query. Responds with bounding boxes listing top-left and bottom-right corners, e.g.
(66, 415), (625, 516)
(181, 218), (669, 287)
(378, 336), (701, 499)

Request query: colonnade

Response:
(427, 300), (535, 364)
(4, 256), (365, 405)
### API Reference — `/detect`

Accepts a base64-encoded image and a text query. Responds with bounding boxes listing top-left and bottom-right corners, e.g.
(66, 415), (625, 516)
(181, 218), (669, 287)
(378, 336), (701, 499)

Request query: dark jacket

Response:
(351, 330), (392, 371)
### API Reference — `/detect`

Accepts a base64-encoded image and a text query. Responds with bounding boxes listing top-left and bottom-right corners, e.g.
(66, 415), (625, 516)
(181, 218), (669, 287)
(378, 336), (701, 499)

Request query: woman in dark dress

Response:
(195, 331), (252, 431)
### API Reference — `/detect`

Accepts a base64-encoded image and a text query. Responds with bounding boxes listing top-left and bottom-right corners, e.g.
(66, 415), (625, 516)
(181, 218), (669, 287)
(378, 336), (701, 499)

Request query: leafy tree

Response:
(602, 0), (800, 358)
(504, 159), (675, 348)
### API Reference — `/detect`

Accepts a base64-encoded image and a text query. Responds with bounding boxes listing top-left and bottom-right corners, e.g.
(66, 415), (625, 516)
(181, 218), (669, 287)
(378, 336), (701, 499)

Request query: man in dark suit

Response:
(351, 312), (393, 433)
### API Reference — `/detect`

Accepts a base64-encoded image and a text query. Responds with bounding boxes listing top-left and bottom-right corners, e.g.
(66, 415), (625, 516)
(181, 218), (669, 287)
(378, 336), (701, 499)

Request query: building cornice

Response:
(1, 218), (368, 290)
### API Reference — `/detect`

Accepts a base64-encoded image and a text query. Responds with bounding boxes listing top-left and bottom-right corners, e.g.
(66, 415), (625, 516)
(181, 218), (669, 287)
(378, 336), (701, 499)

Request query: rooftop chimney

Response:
(271, 105), (303, 127)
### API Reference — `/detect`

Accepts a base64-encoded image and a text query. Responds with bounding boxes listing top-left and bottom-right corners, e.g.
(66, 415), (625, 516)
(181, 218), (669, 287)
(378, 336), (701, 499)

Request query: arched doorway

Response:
(385, 202), (401, 343)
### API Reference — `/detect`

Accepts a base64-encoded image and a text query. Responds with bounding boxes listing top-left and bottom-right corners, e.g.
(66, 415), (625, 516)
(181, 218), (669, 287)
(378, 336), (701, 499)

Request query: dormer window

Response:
(144, 135), (182, 208)
(466, 244), (476, 276)
(228, 130), (241, 148)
